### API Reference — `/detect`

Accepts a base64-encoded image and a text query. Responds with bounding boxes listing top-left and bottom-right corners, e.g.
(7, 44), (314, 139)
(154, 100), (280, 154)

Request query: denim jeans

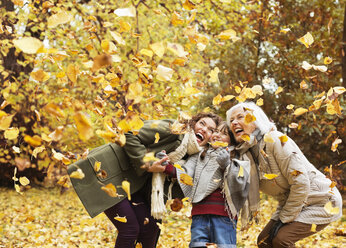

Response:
(190, 214), (237, 248)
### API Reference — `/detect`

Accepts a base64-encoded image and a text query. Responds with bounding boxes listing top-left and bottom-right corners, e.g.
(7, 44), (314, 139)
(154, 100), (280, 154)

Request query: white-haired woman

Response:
(226, 101), (342, 248)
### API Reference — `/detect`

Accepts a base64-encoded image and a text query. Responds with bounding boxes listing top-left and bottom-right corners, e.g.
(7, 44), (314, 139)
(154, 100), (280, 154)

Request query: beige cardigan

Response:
(241, 130), (342, 224)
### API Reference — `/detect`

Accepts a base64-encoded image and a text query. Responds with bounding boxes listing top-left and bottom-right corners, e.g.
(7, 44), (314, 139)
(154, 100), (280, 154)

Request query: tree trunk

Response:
(343, 4), (346, 87)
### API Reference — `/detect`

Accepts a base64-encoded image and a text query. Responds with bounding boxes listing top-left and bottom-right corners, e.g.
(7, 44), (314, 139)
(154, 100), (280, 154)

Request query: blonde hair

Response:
(226, 102), (276, 135)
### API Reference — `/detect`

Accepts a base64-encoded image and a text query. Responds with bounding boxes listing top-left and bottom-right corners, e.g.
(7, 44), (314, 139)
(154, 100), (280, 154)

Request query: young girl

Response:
(162, 122), (250, 248)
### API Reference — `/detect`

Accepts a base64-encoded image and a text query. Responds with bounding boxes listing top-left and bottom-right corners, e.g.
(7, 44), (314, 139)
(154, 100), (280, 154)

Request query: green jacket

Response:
(68, 119), (184, 218)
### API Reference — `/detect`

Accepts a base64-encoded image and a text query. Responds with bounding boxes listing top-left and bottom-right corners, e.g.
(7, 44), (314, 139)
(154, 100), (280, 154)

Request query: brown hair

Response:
(188, 112), (223, 129)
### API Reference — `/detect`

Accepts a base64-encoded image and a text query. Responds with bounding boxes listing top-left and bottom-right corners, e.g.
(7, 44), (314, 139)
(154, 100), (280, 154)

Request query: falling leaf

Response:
(313, 65), (327, 72)
(238, 165), (244, 177)
(150, 42), (165, 58)
(114, 5), (136, 17)
(329, 181), (337, 189)
(180, 173), (193, 186)
(263, 173), (278, 179)
(156, 65), (174, 81)
(74, 112), (94, 141)
(114, 215), (127, 223)
(140, 49), (153, 58)
(286, 104), (294, 110)
(302, 61), (313, 70)
(256, 98), (263, 106)
(311, 224), (317, 232)
(171, 11), (185, 26)
(30, 69), (50, 82)
(279, 135), (288, 143)
(170, 198), (183, 212)
(32, 146), (45, 158)
(173, 164), (184, 171)
(15, 184), (23, 195)
(241, 134), (250, 142)
(264, 133), (274, 143)
(13, 37), (43, 54)
(122, 180), (131, 201)
(19, 177), (30, 186)
(44, 103), (65, 118)
(208, 67), (220, 83)
(101, 183), (119, 197)
(70, 168), (85, 179)
(183, 0), (196, 10)
(324, 57), (333, 65)
(94, 161), (101, 172)
(288, 122), (299, 129)
(275, 87), (283, 95)
(294, 107), (308, 116)
(12, 146), (20, 153)
(167, 42), (189, 58)
(244, 113), (256, 124)
(0, 114), (14, 130)
(47, 11), (73, 28)
(210, 141), (228, 148)
(66, 64), (79, 83)
(217, 29), (240, 42)
(290, 170), (303, 177)
(212, 94), (222, 106)
(280, 28), (291, 34)
(110, 31), (126, 45)
(298, 32), (314, 48)
(333, 86), (345, 95)
(24, 135), (42, 147)
(324, 201), (340, 215)
(300, 80), (308, 89)
(4, 127), (19, 140)
(331, 138), (342, 152)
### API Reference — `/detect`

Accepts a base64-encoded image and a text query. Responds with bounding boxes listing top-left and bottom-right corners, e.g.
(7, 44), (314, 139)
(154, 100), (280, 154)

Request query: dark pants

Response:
(257, 220), (329, 248)
(104, 191), (160, 248)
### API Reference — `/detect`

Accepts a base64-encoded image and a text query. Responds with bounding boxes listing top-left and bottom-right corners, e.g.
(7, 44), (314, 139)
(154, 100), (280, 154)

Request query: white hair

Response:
(226, 101), (276, 135)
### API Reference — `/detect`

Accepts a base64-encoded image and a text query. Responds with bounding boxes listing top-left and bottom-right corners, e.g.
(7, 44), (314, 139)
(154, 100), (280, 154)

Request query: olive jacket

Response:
(68, 119), (185, 218)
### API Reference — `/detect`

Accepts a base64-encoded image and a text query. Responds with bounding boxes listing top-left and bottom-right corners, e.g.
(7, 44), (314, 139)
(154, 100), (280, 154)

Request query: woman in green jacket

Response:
(68, 112), (222, 248)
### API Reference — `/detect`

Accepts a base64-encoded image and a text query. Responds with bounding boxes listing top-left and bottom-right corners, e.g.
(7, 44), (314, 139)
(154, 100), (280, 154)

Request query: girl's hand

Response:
(215, 148), (231, 169)
(146, 156), (169, 173)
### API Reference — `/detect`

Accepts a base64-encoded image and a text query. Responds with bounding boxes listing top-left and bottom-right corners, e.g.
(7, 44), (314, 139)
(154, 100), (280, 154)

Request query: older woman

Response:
(226, 101), (342, 248)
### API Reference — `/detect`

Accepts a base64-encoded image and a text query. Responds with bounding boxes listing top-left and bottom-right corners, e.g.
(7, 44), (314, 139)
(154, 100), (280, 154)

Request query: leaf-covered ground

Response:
(0, 187), (344, 248)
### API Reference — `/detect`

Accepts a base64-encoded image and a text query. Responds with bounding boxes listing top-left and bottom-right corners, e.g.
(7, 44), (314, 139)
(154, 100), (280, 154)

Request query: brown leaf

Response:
(170, 198), (183, 212)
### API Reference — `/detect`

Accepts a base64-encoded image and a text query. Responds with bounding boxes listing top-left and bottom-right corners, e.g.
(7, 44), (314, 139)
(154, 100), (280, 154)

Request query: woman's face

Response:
(210, 124), (231, 149)
(229, 107), (256, 144)
(193, 117), (217, 147)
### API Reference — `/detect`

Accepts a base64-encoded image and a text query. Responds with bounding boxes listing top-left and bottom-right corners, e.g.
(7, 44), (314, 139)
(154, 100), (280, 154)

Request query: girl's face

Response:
(229, 107), (256, 144)
(193, 117), (217, 147)
(210, 123), (231, 148)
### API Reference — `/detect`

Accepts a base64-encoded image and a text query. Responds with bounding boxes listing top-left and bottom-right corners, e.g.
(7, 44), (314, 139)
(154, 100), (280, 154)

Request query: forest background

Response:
(0, 0), (345, 247)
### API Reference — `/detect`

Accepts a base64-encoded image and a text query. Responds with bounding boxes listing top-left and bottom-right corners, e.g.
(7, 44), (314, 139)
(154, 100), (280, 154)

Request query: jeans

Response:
(190, 214), (237, 248)
(104, 191), (160, 248)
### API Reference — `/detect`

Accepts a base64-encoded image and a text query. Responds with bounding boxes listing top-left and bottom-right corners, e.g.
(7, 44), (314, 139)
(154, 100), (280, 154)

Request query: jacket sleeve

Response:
(176, 154), (199, 198)
(270, 132), (310, 223)
(123, 120), (176, 177)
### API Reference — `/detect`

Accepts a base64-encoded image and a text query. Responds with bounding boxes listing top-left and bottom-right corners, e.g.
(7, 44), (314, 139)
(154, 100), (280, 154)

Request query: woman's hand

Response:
(215, 148), (231, 169)
(145, 156), (169, 173)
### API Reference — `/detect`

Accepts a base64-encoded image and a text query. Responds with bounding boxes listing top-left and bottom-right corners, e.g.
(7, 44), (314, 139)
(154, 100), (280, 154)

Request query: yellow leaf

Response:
(263, 173), (278, 179)
(275, 86), (283, 95)
(182, 197), (189, 202)
(331, 138), (342, 152)
(241, 134), (250, 142)
(244, 113), (256, 124)
(288, 122), (299, 129)
(185, 87), (200, 95)
(218, 29), (240, 42)
(171, 11), (185, 26)
(156, 64), (174, 81)
(74, 112), (94, 141)
(167, 42), (188, 58)
(234, 86), (241, 94)
(70, 168), (85, 179)
(223, 95), (235, 101)
(101, 183), (119, 197)
(0, 114), (14, 130)
(4, 127), (19, 140)
(183, 0), (196, 10)
(13, 37), (43, 54)
(15, 184), (23, 195)
(114, 215), (127, 223)
(94, 161), (101, 172)
(32, 146), (45, 158)
(173, 164), (185, 171)
(279, 135), (288, 143)
(298, 32), (314, 48)
(264, 133), (274, 143)
(47, 11), (73, 28)
(333, 86), (346, 95)
(280, 28), (291, 34)
(286, 104), (294, 110)
(24, 135), (42, 147)
(119, 20), (131, 32)
(208, 67), (220, 83)
(210, 141), (229, 148)
(122, 180), (131, 201)
(140, 49), (153, 58)
(310, 223), (317, 232)
(143, 152), (159, 163)
(150, 42), (165, 58)
(128, 115), (144, 132)
(30, 69), (50, 82)
(19, 177), (30, 186)
(290, 170), (303, 177)
(294, 107), (308, 116)
(66, 64), (79, 83)
(238, 165), (244, 177)
(110, 30), (126, 45)
(44, 103), (65, 118)
(170, 121), (187, 134)
(180, 173), (193, 186)
(114, 5), (136, 17)
(324, 57), (333, 65)
(212, 94), (223, 106)
(256, 98), (263, 106)
(300, 80), (308, 89)
(154, 133), (160, 144)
